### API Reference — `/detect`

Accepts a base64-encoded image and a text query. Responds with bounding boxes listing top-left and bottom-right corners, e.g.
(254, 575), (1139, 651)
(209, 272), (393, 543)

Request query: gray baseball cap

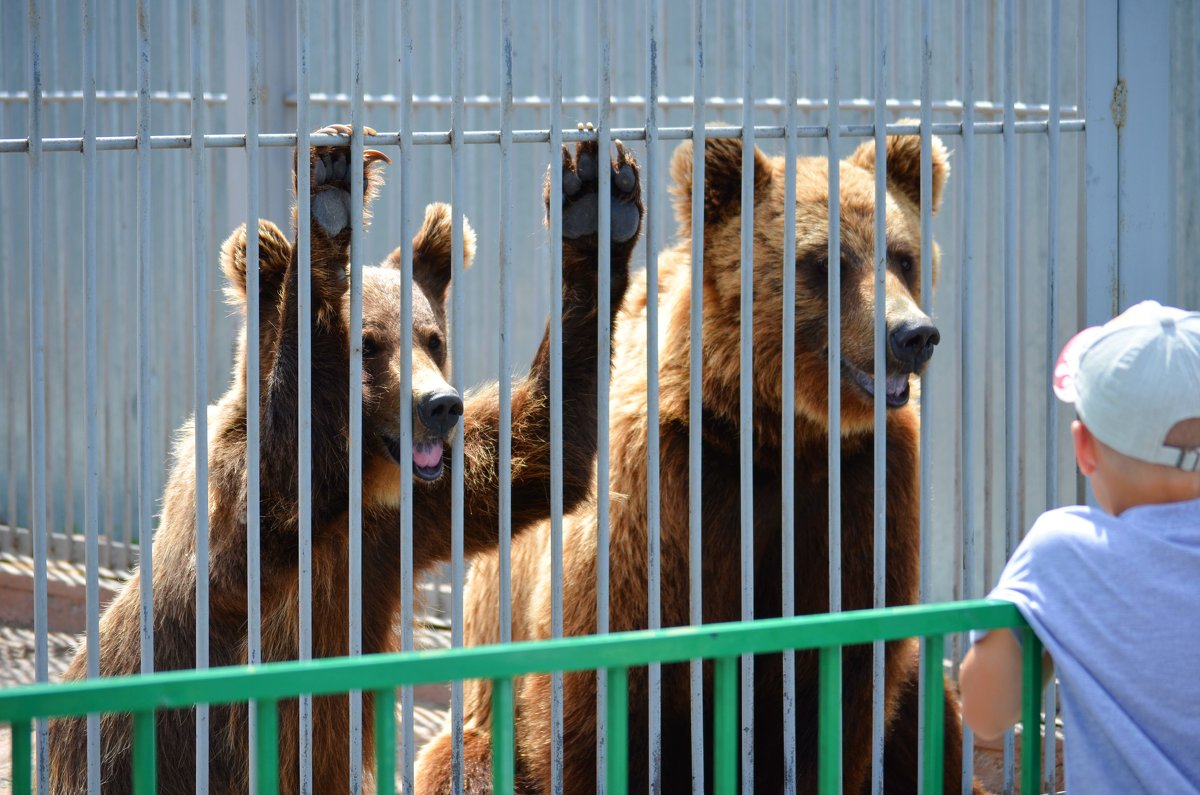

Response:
(1053, 301), (1200, 471)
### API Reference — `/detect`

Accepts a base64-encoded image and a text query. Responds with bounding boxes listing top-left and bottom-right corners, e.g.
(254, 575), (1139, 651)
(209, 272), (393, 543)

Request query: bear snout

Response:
(417, 388), (464, 436)
(889, 316), (941, 371)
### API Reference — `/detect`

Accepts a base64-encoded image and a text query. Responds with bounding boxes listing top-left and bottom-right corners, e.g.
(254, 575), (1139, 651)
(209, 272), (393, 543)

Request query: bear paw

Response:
(550, 123), (642, 246)
(304, 124), (391, 239)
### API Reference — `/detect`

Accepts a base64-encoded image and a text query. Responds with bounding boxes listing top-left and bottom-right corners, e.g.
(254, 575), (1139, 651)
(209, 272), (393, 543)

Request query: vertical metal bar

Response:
(190, 0), (210, 788)
(687, 0), (706, 790)
(450, 0), (466, 788)
(606, 667), (630, 794)
(25, 1), (48, 789)
(81, 0), (102, 789)
(1083, 0), (1118, 329)
(921, 635), (945, 795)
(1043, 3), (1061, 791)
(547, 0), (566, 789)
(492, 678), (516, 795)
(257, 700), (280, 795)
(595, 0), (613, 789)
(374, 688), (397, 795)
(738, 1), (756, 789)
(644, 2), (663, 790)
(134, 710), (157, 793)
(917, 0), (933, 789)
(825, 0), (844, 624)
(959, 1), (979, 790)
(780, 0), (798, 789)
(348, 0), (366, 786)
(498, 0), (514, 652)
(13, 720), (33, 795)
(713, 656), (737, 795)
(295, 0), (314, 787)
(1021, 629), (1044, 795)
(818, 646), (841, 795)
(870, 1), (888, 792)
(245, 0), (263, 785)
(397, 0), (416, 789)
(825, 1), (843, 792)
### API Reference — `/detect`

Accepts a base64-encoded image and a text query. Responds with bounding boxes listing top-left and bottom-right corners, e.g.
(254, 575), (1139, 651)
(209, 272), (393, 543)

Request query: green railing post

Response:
(11, 720), (32, 795)
(921, 635), (945, 795)
(256, 699), (279, 795)
(713, 656), (738, 794)
(1021, 627), (1044, 795)
(606, 667), (629, 794)
(374, 688), (396, 795)
(818, 646), (842, 795)
(133, 710), (156, 794)
(491, 677), (515, 795)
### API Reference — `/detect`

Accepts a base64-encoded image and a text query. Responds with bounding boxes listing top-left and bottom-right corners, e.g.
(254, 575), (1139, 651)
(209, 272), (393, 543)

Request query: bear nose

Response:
(889, 317), (941, 370)
(417, 389), (463, 436)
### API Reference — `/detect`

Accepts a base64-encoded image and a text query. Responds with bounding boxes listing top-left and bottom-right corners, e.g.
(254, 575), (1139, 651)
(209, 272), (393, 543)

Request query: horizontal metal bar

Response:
(0, 601), (1023, 723)
(0, 90), (227, 104)
(0, 90), (1080, 119)
(0, 119), (1086, 154)
(282, 92), (1081, 118)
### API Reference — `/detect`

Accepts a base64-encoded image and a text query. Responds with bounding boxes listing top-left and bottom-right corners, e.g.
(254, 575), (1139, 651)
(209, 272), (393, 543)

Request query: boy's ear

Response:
(221, 219), (293, 307)
(386, 202), (476, 306)
(669, 133), (773, 235)
(1072, 420), (1098, 477)
(847, 121), (951, 215)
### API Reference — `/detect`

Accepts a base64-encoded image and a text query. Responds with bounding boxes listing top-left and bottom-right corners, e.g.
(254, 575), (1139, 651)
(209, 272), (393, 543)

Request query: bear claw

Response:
(554, 131), (642, 245)
(306, 124), (390, 238)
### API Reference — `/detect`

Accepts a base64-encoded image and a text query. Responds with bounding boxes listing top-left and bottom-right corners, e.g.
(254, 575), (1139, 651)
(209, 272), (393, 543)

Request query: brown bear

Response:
(47, 127), (643, 794)
(417, 130), (982, 794)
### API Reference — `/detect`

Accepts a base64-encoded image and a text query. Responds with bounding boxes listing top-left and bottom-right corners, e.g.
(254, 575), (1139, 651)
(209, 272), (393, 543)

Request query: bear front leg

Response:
(260, 126), (390, 534)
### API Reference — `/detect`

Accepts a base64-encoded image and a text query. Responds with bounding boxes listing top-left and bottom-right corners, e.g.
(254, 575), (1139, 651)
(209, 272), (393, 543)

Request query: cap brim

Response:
(1053, 326), (1104, 403)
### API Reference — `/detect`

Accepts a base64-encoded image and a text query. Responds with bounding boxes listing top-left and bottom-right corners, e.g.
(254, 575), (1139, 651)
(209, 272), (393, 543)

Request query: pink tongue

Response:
(414, 442), (443, 469)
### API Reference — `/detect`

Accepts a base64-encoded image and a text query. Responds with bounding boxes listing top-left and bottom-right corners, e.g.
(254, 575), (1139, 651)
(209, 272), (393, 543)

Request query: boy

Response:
(959, 301), (1200, 793)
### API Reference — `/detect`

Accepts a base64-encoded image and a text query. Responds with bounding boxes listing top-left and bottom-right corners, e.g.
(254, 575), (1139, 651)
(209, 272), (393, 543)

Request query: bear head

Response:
(669, 124), (949, 439)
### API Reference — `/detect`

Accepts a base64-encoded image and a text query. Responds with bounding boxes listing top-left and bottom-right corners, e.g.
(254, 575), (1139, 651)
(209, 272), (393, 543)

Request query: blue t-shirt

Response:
(974, 498), (1200, 794)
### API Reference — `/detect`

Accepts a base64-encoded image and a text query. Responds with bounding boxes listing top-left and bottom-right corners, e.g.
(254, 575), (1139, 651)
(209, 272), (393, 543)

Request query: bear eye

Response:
(362, 337), (379, 358)
(427, 333), (443, 354)
(896, 255), (915, 275)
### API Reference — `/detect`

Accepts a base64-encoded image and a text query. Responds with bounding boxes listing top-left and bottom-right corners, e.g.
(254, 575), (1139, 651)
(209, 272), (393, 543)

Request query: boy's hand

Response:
(959, 629), (1054, 741)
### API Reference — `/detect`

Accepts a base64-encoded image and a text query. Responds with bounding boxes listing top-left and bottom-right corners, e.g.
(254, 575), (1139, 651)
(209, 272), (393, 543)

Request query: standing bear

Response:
(419, 130), (983, 794)
(48, 128), (643, 794)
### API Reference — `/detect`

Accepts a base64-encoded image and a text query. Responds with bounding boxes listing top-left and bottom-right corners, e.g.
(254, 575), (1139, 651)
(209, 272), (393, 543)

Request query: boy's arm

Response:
(959, 628), (1055, 741)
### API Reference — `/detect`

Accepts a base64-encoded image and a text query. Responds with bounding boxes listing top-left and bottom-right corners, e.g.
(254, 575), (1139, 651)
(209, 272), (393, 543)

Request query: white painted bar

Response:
(190, 0), (211, 788)
(644, 1), (663, 791)
(781, 0), (799, 789)
(871, 1), (888, 792)
(348, 0), (366, 786)
(449, 0), (467, 789)
(917, 0), (933, 788)
(687, 1), (705, 791)
(959, 0), (980, 790)
(595, 1), (613, 789)
(135, 0), (154, 692)
(81, 0), (102, 789)
(244, 0), (263, 786)
(397, 1), (416, 790)
(547, 0), (565, 791)
(295, 0), (314, 787)
(738, 0), (756, 789)
(825, 1), (843, 793)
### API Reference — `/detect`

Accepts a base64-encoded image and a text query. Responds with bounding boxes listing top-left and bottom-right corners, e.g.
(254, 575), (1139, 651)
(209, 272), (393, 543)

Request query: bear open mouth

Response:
(384, 437), (445, 481)
(841, 359), (911, 408)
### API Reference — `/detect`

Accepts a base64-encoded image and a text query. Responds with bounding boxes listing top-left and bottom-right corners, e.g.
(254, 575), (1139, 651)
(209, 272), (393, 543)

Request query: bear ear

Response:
(386, 202), (476, 306)
(669, 133), (774, 234)
(846, 122), (951, 215)
(221, 219), (293, 307)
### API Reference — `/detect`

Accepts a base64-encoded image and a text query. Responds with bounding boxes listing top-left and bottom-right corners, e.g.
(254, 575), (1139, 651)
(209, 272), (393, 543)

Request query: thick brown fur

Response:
(48, 127), (638, 794)
(422, 127), (986, 794)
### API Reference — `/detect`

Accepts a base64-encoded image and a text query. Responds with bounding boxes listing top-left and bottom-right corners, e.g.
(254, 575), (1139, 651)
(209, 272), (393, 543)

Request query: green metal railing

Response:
(0, 599), (1042, 794)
